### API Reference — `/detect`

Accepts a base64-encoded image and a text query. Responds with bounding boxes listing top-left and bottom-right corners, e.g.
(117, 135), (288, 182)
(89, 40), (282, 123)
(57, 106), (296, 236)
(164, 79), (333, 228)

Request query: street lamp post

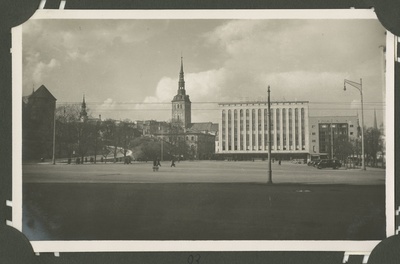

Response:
(267, 85), (273, 184)
(159, 125), (164, 161)
(52, 102), (56, 165)
(344, 78), (366, 170)
(330, 120), (334, 159)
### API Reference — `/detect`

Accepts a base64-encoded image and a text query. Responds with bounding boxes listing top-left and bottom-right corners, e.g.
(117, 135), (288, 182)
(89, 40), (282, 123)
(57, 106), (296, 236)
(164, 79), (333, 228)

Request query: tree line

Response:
(54, 105), (192, 163)
(332, 125), (385, 168)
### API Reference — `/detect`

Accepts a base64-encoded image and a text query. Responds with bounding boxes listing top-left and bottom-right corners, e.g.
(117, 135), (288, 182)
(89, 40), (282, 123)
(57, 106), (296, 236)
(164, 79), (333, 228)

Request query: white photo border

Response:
(12, 9), (395, 253)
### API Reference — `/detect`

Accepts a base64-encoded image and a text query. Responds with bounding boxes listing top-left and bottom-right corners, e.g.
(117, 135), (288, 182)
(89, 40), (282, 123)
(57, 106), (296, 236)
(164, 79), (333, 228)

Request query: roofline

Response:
(309, 115), (358, 119)
(154, 132), (215, 136)
(218, 101), (309, 106)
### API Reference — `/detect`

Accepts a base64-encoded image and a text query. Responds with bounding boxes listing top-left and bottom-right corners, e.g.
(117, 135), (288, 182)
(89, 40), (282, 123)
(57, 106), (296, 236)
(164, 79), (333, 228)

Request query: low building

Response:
(188, 122), (218, 136)
(154, 131), (215, 160)
(136, 120), (171, 136)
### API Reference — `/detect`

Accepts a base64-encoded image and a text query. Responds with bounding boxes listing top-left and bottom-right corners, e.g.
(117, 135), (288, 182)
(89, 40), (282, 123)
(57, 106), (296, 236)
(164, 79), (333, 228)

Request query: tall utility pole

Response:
(330, 120), (334, 159)
(52, 102), (56, 165)
(344, 79), (365, 170)
(160, 125), (164, 161)
(267, 85), (273, 184)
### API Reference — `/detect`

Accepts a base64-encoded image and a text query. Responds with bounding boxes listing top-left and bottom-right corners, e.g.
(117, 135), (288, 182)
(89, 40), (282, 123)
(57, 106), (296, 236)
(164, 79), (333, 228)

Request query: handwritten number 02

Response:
(187, 254), (200, 264)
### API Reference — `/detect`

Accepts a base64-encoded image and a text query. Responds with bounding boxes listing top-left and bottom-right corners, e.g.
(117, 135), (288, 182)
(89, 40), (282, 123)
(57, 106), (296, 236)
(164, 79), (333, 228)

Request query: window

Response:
(312, 140), (316, 142)
(312, 132), (316, 135)
(350, 132), (353, 135)
(350, 124), (354, 127)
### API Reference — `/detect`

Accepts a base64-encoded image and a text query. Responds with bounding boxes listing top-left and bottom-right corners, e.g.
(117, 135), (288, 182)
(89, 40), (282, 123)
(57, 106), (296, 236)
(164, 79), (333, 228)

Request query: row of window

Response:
(221, 108), (306, 151)
(173, 104), (187, 109)
(220, 143), (306, 151)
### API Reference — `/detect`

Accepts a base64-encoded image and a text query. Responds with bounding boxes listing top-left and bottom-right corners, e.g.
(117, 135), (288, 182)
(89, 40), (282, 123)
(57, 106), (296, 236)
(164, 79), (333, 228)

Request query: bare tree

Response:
(55, 105), (80, 161)
(118, 120), (139, 162)
(101, 119), (119, 162)
(364, 127), (383, 167)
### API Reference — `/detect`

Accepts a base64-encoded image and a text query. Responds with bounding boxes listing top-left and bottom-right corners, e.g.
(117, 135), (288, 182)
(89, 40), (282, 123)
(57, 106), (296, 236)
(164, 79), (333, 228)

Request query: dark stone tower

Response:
(23, 85), (56, 160)
(172, 57), (191, 128)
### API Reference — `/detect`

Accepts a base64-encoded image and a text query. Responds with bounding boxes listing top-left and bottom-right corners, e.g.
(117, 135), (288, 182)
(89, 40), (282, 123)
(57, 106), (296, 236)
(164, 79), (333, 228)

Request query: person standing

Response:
(153, 159), (158, 172)
(171, 158), (176, 167)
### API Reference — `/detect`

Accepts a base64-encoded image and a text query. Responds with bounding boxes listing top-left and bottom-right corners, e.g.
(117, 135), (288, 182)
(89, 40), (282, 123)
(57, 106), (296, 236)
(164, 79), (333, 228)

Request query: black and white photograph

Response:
(12, 9), (394, 252)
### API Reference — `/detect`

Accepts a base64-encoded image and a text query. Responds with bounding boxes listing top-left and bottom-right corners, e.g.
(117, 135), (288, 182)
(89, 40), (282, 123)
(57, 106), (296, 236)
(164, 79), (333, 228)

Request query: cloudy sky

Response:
(22, 18), (386, 126)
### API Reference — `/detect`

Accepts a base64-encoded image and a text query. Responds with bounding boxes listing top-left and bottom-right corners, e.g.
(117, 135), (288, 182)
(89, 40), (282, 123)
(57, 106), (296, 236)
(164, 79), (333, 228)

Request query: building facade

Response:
(217, 101), (309, 159)
(308, 116), (358, 159)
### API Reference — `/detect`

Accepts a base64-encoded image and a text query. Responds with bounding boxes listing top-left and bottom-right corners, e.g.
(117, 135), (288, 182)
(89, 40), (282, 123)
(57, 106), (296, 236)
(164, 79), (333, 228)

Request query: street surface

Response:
(23, 160), (385, 185)
(22, 161), (386, 241)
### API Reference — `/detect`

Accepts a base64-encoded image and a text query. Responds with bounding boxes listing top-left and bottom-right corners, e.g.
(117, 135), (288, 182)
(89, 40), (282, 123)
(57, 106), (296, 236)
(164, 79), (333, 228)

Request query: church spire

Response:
(82, 93), (86, 108)
(178, 56), (185, 93)
(80, 93), (88, 122)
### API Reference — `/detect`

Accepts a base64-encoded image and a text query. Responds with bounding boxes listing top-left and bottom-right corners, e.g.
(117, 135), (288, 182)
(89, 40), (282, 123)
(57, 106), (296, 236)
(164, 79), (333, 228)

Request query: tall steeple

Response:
(178, 56), (186, 94)
(82, 93), (86, 109)
(373, 109), (378, 129)
(80, 93), (88, 122)
(172, 56), (191, 128)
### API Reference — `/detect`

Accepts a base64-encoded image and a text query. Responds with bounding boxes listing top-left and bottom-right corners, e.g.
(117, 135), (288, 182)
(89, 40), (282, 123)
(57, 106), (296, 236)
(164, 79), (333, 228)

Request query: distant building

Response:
(136, 120), (171, 136)
(154, 131), (215, 160)
(134, 58), (218, 160)
(188, 122), (218, 136)
(165, 57), (216, 159)
(308, 116), (358, 160)
(216, 101), (359, 161)
(22, 85), (56, 160)
(217, 101), (309, 160)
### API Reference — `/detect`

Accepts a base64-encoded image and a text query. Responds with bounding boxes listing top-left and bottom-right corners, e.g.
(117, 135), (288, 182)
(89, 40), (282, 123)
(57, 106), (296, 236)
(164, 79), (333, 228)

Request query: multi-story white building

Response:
(217, 101), (309, 160)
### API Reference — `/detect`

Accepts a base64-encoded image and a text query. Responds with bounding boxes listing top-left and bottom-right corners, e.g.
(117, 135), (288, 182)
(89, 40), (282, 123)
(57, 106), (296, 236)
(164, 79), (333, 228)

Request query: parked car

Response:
(308, 160), (320, 166)
(316, 159), (341, 169)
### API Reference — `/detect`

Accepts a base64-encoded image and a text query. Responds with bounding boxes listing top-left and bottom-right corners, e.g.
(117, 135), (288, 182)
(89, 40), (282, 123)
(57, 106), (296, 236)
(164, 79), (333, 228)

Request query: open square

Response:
(15, 10), (392, 253)
(23, 161), (385, 240)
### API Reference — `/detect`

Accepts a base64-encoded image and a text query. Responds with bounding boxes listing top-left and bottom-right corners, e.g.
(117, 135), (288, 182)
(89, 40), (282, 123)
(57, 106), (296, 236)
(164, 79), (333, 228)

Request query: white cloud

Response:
(142, 68), (227, 104)
(66, 49), (94, 62)
(259, 71), (348, 102)
(135, 68), (227, 122)
(32, 58), (60, 84)
(100, 98), (117, 109)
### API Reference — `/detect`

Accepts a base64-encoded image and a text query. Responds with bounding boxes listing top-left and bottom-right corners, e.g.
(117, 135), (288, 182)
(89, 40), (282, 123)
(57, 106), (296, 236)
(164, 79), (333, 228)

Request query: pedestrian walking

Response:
(171, 158), (176, 167)
(153, 160), (158, 172)
(278, 159), (281, 165)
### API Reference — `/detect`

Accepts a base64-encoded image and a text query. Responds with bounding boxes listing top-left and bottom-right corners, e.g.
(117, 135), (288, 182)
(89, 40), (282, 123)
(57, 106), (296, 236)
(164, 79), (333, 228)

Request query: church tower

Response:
(80, 94), (88, 122)
(172, 57), (191, 128)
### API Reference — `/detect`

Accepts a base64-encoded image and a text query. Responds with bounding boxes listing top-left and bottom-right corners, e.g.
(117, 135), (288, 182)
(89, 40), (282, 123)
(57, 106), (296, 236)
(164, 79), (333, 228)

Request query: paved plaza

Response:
(22, 161), (386, 241)
(23, 160), (385, 185)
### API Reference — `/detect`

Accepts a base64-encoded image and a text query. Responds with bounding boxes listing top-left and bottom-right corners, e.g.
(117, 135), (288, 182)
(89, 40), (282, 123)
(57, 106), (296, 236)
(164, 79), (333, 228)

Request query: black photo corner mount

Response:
(0, 0), (399, 263)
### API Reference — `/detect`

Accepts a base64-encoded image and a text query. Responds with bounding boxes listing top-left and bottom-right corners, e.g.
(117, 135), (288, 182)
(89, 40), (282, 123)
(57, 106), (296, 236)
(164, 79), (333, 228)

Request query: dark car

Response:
(316, 159), (341, 169)
(308, 159), (320, 166)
